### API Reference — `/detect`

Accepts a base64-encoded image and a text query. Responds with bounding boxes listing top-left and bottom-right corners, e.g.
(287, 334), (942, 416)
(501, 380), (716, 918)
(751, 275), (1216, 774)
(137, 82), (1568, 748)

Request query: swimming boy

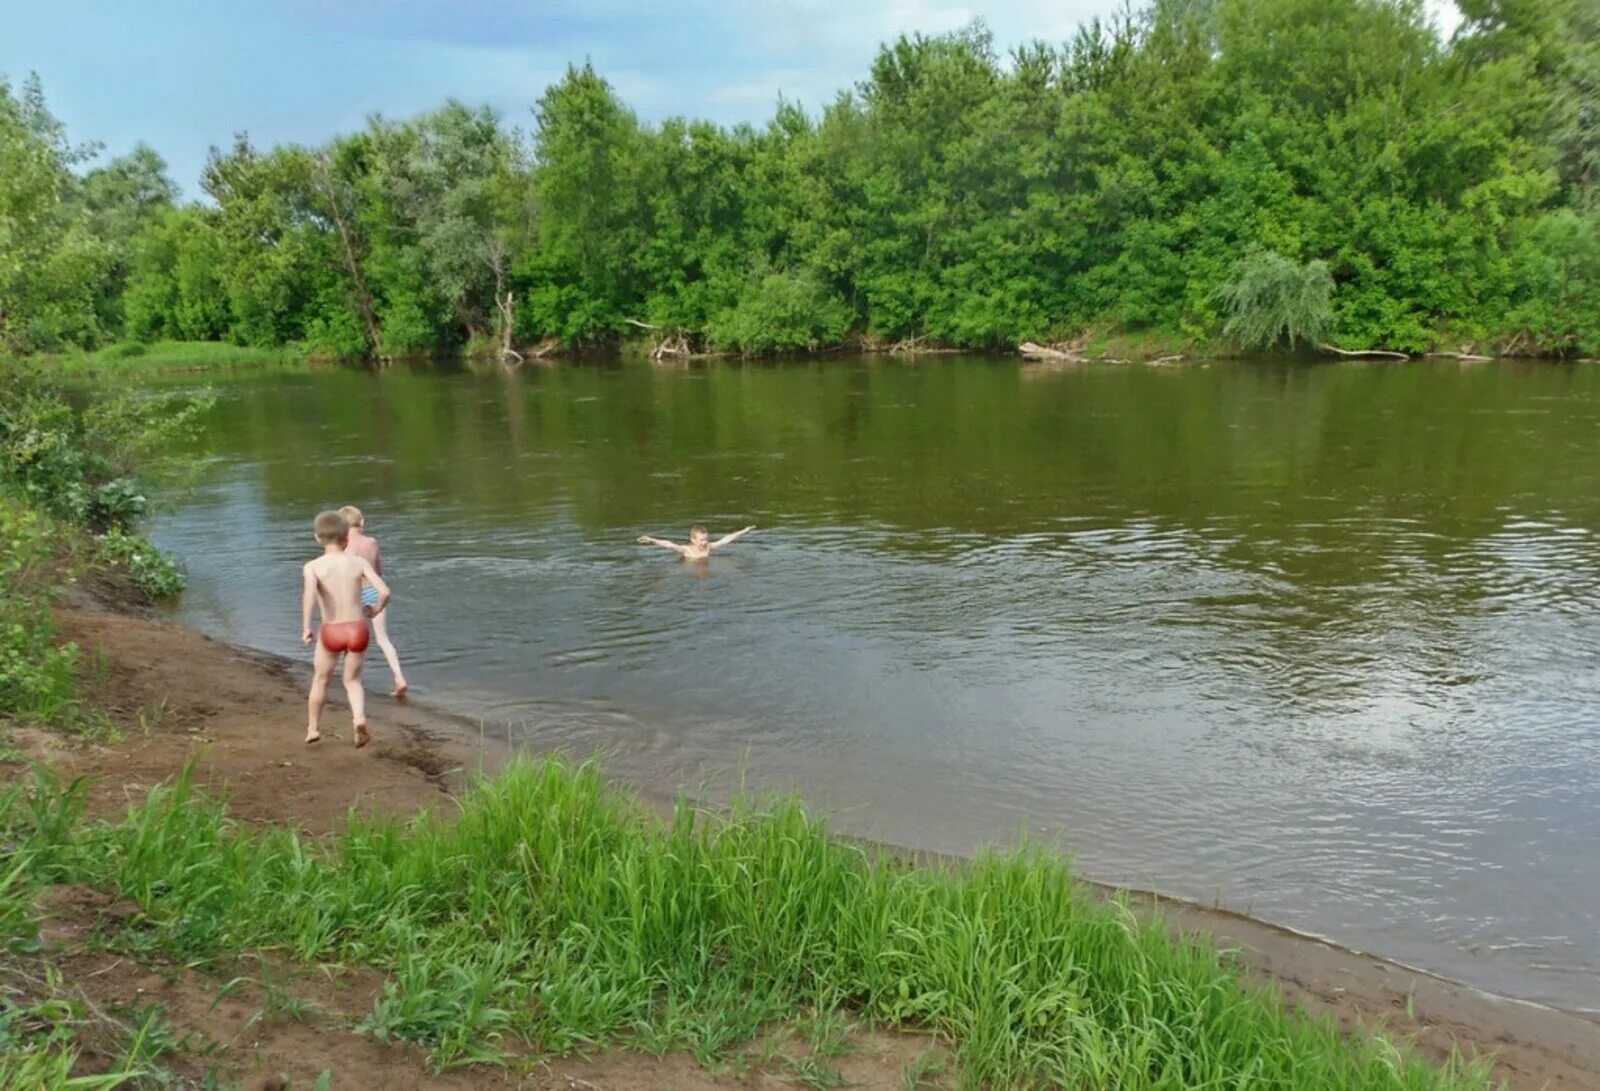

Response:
(637, 524), (756, 560)
(339, 505), (409, 697)
(301, 510), (390, 747)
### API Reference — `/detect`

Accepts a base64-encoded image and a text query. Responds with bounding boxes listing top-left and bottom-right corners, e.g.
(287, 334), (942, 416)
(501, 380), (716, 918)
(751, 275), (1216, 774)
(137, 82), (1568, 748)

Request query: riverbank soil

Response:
(4, 598), (1598, 1088)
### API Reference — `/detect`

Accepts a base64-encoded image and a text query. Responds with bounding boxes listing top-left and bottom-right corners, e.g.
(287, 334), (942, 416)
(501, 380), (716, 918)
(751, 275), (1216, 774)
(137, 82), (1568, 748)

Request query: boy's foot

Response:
(393, 681), (409, 699)
(354, 723), (372, 749)
(304, 730), (321, 745)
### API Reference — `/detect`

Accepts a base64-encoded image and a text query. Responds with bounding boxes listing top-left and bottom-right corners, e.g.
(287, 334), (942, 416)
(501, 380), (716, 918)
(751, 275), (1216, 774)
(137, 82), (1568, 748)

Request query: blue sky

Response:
(2, 0), (1460, 198)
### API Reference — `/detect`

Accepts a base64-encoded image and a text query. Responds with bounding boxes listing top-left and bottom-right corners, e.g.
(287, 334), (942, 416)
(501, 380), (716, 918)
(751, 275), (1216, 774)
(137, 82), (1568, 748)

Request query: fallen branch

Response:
(1146, 354), (1186, 366)
(1424, 351), (1493, 362)
(1320, 343), (1409, 360)
(885, 335), (960, 355)
(1019, 341), (1085, 362)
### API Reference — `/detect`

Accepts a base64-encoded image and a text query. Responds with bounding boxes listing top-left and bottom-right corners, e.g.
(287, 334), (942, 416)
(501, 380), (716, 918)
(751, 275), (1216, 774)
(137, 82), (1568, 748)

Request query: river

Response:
(146, 355), (1600, 1013)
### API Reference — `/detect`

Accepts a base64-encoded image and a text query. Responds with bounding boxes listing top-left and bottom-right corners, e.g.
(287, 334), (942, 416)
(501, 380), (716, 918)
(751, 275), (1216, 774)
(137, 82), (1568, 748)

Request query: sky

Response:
(2, 0), (1462, 198)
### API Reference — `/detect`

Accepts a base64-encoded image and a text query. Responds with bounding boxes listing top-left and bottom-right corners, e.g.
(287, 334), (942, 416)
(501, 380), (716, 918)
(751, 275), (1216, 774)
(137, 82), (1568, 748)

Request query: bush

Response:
(0, 367), (210, 531)
(96, 527), (185, 599)
(0, 497), (78, 722)
(1215, 250), (1335, 349)
(1504, 209), (1600, 355)
(706, 268), (855, 353)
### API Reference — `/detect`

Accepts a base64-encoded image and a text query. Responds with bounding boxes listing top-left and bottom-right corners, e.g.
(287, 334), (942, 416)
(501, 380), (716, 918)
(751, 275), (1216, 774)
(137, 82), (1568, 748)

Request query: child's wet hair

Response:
(338, 504), (364, 528)
(314, 510), (350, 543)
(690, 524), (708, 538)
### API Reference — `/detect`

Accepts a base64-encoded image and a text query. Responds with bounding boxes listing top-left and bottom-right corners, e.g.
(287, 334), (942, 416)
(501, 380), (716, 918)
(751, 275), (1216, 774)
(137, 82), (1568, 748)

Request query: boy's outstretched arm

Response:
(710, 526), (756, 549)
(359, 558), (392, 616)
(300, 564), (317, 644)
(637, 535), (689, 556)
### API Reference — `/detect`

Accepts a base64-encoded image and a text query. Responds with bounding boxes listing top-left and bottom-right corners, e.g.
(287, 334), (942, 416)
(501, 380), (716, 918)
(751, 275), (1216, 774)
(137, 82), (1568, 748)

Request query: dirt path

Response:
(5, 600), (1597, 1089)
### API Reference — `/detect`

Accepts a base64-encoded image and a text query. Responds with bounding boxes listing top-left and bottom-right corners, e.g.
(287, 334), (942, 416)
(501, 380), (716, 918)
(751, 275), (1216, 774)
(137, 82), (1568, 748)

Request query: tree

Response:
(0, 75), (113, 353)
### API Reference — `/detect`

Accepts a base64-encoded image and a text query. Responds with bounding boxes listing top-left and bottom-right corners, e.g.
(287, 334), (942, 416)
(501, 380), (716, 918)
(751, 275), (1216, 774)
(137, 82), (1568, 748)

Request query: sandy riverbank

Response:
(7, 595), (1598, 1089)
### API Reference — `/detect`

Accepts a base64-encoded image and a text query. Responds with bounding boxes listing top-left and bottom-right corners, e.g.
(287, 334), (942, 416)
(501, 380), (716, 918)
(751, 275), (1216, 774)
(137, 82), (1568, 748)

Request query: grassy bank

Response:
(0, 758), (1493, 1089)
(29, 340), (309, 374)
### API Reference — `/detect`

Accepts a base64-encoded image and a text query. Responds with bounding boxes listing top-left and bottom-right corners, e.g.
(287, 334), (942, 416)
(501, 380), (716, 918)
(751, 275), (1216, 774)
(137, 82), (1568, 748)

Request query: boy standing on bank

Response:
(339, 505), (409, 697)
(301, 511), (389, 748)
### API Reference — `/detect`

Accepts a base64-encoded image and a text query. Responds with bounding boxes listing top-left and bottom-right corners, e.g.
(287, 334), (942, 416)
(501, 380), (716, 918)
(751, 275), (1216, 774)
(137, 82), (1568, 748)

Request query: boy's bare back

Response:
(303, 551), (376, 625)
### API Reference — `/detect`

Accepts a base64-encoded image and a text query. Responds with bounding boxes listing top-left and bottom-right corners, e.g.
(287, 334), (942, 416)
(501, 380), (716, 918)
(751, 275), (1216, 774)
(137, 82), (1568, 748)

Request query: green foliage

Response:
(1216, 250), (1335, 349)
(45, 340), (297, 373)
(6, 0), (1600, 357)
(0, 497), (77, 721)
(0, 368), (210, 531)
(1504, 207), (1600, 354)
(0, 757), (1494, 1087)
(96, 528), (184, 599)
(706, 268), (855, 353)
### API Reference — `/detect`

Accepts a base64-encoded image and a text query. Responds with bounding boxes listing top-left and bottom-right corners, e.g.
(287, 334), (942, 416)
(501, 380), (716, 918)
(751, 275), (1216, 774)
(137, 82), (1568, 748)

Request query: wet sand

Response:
(9, 594), (1597, 1089)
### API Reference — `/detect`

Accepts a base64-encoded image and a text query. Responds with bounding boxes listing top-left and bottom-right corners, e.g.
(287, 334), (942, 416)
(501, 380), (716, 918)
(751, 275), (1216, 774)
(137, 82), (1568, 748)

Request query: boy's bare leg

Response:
(371, 610), (408, 696)
(306, 642), (336, 743)
(344, 648), (370, 748)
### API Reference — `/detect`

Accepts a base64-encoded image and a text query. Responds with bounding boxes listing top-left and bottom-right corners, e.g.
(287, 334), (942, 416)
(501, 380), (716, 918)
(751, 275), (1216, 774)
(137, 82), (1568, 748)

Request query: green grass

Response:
(0, 844), (144, 1089)
(28, 340), (309, 373)
(0, 759), (1496, 1088)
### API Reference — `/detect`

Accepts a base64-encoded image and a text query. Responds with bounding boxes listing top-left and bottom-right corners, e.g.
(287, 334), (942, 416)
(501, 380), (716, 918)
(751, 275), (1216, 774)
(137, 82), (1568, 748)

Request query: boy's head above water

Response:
(338, 505), (365, 530)
(690, 524), (709, 547)
(314, 510), (350, 546)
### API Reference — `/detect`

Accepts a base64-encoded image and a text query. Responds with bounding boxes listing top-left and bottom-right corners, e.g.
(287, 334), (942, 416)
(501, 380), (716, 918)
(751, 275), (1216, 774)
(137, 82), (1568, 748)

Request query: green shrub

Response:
(1215, 250), (1336, 349)
(0, 367), (210, 531)
(96, 527), (185, 600)
(0, 498), (78, 722)
(706, 269), (855, 354)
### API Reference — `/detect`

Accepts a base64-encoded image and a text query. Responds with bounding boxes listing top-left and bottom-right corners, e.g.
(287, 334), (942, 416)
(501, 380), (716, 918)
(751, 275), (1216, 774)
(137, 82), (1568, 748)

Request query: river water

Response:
(146, 356), (1600, 1012)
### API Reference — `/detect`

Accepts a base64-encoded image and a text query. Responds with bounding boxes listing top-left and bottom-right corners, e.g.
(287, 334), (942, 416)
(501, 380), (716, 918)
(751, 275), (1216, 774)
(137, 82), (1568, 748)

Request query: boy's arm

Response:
(300, 564), (317, 644)
(637, 535), (689, 556)
(710, 526), (756, 549)
(371, 539), (383, 578)
(359, 558), (391, 616)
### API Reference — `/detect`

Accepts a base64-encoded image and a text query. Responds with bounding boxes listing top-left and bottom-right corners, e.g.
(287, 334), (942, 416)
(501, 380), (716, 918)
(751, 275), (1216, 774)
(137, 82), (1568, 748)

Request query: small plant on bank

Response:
(1215, 250), (1336, 350)
(96, 529), (185, 600)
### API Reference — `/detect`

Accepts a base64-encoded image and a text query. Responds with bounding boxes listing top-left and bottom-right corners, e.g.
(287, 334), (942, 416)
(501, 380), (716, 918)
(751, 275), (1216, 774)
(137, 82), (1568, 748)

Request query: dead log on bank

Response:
(1019, 341), (1085, 362)
(626, 318), (723, 362)
(1424, 351), (1493, 362)
(1320, 343), (1410, 360)
(883, 335), (960, 355)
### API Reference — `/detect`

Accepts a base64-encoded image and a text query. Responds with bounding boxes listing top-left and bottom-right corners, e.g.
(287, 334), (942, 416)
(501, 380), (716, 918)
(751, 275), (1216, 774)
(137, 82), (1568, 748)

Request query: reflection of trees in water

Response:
(210, 358), (1600, 554)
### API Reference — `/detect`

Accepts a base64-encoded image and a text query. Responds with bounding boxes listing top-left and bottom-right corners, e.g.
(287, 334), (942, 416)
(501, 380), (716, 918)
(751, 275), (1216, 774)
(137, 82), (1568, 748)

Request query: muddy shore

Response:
(8, 595), (1598, 1089)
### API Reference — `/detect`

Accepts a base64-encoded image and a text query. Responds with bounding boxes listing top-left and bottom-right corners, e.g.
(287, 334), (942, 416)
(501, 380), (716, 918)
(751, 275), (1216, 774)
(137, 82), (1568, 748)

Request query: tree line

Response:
(3, 0), (1599, 360)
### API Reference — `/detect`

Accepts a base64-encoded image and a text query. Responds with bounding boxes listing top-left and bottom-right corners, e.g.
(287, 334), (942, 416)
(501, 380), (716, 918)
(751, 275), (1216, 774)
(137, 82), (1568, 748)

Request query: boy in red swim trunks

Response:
(300, 511), (390, 747)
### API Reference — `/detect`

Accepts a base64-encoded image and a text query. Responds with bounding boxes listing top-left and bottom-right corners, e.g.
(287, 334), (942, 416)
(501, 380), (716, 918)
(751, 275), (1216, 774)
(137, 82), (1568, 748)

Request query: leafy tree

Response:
(1216, 251), (1335, 348)
(0, 75), (113, 353)
(7, 0), (1600, 359)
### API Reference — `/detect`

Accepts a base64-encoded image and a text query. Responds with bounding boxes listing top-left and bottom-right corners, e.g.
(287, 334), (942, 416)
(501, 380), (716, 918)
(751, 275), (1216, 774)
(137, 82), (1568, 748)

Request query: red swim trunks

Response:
(319, 620), (370, 654)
